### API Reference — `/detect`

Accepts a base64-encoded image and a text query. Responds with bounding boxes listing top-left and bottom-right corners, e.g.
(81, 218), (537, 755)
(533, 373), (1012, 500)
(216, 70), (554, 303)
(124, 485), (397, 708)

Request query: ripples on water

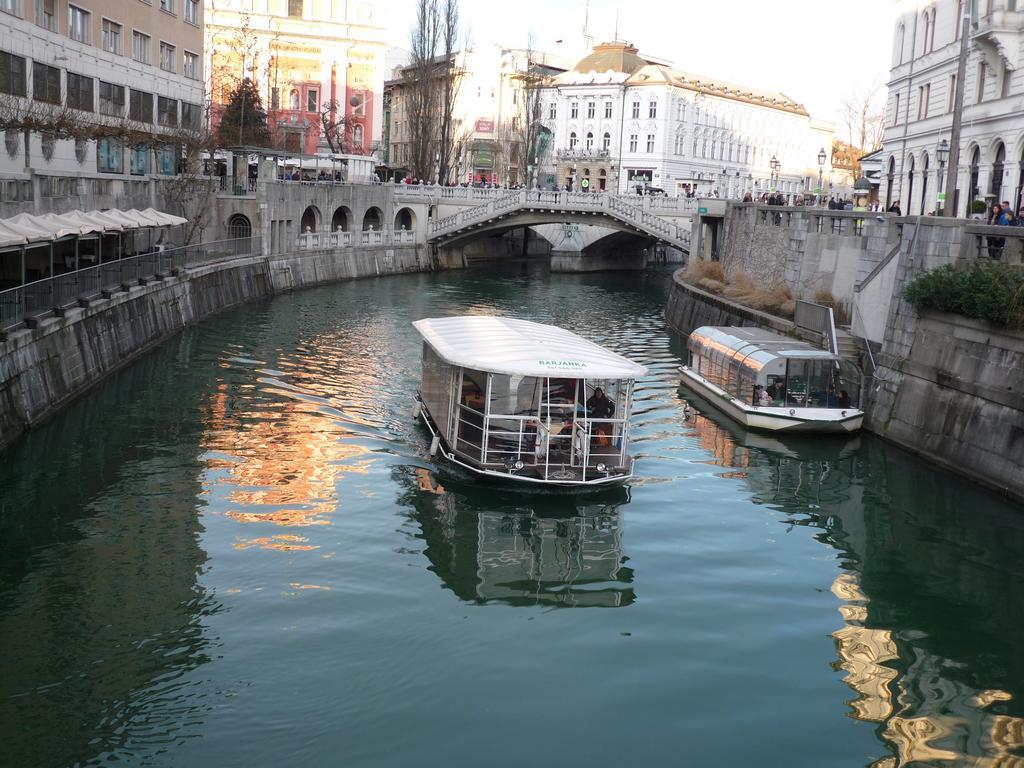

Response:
(1, 264), (1023, 767)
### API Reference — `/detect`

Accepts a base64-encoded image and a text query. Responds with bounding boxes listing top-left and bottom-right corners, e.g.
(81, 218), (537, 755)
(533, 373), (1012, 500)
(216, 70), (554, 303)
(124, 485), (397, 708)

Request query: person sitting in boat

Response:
(816, 384), (838, 407)
(758, 387), (773, 407)
(771, 379), (786, 405)
(838, 390), (852, 409)
(751, 385), (763, 405)
(587, 388), (615, 445)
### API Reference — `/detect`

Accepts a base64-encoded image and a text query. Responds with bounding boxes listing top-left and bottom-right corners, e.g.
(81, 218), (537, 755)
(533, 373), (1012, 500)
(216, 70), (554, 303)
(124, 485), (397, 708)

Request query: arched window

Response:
(991, 141), (1006, 200)
(289, 89), (300, 110)
(906, 155), (915, 211)
(895, 23), (906, 65)
(569, 131), (578, 149)
(352, 124), (364, 151)
(602, 132), (611, 151)
(228, 213), (251, 242)
(331, 206), (351, 232)
(919, 152), (929, 214)
(362, 206), (382, 230)
(886, 156), (896, 207)
(585, 131), (594, 150)
(300, 205), (320, 233)
(969, 146), (981, 204)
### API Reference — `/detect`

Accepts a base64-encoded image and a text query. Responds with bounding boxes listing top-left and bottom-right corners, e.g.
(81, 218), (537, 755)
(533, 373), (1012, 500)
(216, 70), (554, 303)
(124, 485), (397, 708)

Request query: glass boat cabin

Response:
(413, 316), (647, 486)
(681, 326), (863, 433)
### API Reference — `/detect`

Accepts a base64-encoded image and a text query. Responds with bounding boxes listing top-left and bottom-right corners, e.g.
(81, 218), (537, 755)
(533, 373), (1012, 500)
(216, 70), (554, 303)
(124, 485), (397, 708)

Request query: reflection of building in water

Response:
(683, 391), (1024, 766)
(399, 474), (634, 608)
(832, 571), (1024, 767)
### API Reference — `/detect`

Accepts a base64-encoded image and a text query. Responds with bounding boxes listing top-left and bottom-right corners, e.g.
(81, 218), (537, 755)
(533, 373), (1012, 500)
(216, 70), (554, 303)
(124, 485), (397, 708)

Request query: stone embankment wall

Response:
(0, 244), (433, 450)
(665, 270), (797, 339)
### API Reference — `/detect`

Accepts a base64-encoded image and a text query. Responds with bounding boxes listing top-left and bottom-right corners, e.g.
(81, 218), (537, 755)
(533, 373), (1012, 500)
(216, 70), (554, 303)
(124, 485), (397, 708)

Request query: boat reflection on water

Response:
(678, 386), (1024, 766)
(397, 468), (635, 608)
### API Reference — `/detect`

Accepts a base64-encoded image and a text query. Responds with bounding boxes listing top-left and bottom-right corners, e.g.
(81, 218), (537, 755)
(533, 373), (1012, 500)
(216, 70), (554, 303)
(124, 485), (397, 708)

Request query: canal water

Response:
(2, 264), (1023, 767)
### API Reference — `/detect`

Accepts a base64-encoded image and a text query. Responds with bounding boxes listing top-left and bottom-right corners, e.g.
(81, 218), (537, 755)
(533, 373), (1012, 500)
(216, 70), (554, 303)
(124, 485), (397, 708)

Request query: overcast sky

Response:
(384, 0), (896, 132)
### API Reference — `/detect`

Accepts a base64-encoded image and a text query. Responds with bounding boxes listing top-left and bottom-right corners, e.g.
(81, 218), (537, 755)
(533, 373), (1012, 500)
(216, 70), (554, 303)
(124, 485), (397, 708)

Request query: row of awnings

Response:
(0, 208), (188, 249)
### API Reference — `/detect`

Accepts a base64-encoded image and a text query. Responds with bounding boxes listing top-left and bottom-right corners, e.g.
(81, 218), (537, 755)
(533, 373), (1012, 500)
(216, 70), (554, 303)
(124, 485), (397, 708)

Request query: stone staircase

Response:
(834, 328), (864, 365)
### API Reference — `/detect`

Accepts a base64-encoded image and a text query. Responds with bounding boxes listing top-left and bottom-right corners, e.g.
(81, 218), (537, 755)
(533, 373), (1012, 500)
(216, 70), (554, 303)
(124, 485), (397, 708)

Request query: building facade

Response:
(882, 0), (1024, 216)
(0, 0), (204, 214)
(205, 0), (387, 156)
(384, 45), (569, 184)
(538, 42), (835, 197)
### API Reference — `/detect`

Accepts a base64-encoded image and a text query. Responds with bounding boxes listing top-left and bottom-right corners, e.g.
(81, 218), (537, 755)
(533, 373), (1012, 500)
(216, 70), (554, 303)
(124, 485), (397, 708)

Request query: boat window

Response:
(489, 374), (540, 417)
(460, 369), (487, 411)
(778, 359), (847, 408)
(421, 344), (454, 437)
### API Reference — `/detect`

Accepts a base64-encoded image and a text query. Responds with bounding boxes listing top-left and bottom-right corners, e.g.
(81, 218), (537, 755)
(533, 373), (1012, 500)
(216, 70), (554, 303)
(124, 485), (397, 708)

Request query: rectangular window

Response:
(1000, 64), (1010, 98)
(157, 95), (177, 127)
(586, 101), (595, 119)
(66, 72), (93, 111)
(649, 101), (657, 118)
(288, 0), (302, 16)
(184, 0), (199, 24)
(570, 101), (578, 118)
(646, 134), (655, 152)
(99, 81), (124, 116)
(629, 134), (637, 152)
(181, 101), (201, 129)
(35, 0), (55, 30)
(0, 0), (19, 17)
(67, 5), (90, 43)
(548, 102), (556, 119)
(97, 138), (123, 173)
(604, 101), (611, 119)
(892, 92), (900, 124)
(948, 74), (956, 112)
(0, 50), (27, 97)
(156, 145), (176, 175)
(307, 88), (318, 112)
(130, 147), (150, 176)
(32, 61), (60, 103)
(917, 83), (929, 120)
(183, 51), (199, 80)
(631, 101), (639, 119)
(159, 42), (175, 73)
(977, 62), (987, 103)
(132, 31), (150, 64)
(101, 19), (121, 54)
(129, 89), (153, 122)
(159, 0), (174, 13)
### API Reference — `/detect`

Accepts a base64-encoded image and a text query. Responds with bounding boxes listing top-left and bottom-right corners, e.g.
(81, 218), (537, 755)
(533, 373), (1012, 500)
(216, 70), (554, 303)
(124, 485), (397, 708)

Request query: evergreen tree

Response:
(216, 77), (272, 148)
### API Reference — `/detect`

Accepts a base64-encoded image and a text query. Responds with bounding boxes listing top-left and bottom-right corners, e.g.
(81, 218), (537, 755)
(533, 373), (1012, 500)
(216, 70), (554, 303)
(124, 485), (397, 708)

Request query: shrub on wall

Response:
(903, 261), (1024, 328)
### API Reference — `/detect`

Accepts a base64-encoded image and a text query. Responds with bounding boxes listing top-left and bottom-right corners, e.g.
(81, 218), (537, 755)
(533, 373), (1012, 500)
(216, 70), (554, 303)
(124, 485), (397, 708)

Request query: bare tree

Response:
(511, 39), (545, 186)
(436, 0), (460, 184)
(405, 0), (440, 181)
(318, 99), (348, 153)
(841, 79), (886, 151)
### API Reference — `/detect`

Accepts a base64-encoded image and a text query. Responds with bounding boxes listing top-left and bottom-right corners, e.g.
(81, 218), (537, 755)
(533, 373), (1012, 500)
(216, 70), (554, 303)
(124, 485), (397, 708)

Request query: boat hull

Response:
(679, 366), (863, 434)
(415, 398), (634, 488)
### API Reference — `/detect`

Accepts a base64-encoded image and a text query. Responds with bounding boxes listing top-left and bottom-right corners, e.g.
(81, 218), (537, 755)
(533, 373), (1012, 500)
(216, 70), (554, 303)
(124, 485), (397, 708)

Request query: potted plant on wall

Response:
(969, 200), (988, 220)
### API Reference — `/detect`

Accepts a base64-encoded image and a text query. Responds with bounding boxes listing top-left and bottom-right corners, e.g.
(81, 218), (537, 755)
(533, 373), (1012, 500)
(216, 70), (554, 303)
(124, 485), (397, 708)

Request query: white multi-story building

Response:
(538, 42), (835, 197)
(0, 0), (205, 214)
(882, 0), (1024, 215)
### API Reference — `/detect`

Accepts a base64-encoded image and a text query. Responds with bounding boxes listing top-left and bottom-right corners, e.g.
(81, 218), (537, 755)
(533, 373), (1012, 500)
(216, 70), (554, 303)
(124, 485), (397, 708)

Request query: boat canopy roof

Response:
(413, 316), (648, 379)
(691, 326), (838, 369)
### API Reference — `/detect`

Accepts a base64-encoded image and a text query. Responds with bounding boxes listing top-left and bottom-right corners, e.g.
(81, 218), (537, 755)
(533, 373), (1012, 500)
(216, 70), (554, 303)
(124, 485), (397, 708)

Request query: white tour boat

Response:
(679, 325), (864, 433)
(413, 316), (647, 486)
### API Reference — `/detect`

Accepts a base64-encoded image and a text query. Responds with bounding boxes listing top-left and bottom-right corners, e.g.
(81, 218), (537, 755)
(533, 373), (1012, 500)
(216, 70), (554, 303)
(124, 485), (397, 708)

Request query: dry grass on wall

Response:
(683, 260), (795, 318)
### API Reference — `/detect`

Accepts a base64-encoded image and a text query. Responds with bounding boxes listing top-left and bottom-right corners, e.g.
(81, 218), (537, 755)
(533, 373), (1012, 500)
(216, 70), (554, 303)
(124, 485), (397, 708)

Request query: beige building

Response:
(0, 0), (205, 214)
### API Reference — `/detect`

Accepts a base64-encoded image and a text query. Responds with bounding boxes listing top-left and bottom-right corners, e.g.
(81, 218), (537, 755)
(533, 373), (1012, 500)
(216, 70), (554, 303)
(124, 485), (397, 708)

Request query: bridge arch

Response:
(362, 206), (383, 230)
(301, 205), (321, 233)
(331, 205), (352, 232)
(394, 207), (416, 230)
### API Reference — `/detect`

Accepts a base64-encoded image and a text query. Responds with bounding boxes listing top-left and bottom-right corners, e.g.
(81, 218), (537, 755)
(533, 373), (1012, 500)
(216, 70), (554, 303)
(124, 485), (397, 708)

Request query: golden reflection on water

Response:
(681, 398), (1024, 766)
(201, 334), (386, 550)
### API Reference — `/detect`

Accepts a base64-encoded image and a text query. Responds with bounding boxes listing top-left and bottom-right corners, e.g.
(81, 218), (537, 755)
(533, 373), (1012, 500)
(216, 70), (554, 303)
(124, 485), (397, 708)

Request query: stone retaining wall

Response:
(0, 244), (429, 450)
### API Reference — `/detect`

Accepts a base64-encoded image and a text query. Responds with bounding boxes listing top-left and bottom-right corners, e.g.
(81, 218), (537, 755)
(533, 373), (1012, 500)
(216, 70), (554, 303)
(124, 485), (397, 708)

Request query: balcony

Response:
(972, 9), (1021, 70)
(556, 148), (611, 162)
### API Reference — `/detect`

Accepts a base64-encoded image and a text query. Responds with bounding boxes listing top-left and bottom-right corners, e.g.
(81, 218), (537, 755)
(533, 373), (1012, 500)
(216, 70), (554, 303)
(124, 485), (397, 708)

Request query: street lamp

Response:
(936, 138), (950, 215)
(817, 147), (827, 206)
(770, 154), (780, 193)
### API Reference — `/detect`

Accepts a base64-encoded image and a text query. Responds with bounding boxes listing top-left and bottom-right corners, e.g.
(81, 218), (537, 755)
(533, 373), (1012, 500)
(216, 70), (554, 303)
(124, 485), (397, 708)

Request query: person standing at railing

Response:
(987, 202), (1011, 258)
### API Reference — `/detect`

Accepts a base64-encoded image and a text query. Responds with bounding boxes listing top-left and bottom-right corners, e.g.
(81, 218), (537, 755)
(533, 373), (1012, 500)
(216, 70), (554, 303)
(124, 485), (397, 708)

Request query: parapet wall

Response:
(0, 244), (429, 450)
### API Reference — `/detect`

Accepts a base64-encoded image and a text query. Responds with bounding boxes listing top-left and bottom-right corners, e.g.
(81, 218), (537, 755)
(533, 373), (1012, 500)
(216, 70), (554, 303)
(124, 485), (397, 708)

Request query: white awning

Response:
(0, 208), (186, 249)
(413, 316), (648, 379)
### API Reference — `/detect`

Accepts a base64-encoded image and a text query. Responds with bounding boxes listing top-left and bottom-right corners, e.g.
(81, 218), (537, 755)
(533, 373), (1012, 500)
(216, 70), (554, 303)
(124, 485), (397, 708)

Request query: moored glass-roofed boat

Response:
(679, 325), (864, 433)
(413, 316), (647, 486)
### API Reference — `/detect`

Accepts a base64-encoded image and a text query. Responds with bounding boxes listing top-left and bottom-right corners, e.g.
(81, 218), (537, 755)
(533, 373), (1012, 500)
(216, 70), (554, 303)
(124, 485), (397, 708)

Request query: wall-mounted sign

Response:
(475, 119), (494, 133)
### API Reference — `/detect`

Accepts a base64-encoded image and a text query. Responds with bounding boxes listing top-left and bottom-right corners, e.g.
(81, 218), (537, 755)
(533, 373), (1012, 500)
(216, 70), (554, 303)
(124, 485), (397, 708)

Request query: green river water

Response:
(1, 264), (1022, 767)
